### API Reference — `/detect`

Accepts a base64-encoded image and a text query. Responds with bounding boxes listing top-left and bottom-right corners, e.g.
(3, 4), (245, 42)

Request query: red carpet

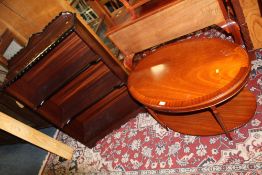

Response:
(41, 31), (262, 175)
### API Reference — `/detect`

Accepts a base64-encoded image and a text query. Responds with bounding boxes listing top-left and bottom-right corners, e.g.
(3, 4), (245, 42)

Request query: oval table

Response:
(128, 38), (256, 139)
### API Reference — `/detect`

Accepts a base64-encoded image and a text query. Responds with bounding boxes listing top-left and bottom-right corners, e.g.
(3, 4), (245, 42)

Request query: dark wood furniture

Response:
(2, 12), (143, 148)
(0, 29), (51, 145)
(128, 38), (256, 139)
(0, 92), (51, 145)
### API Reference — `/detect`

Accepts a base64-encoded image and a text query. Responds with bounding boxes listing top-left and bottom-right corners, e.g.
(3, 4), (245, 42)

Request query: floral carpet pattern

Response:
(41, 31), (262, 175)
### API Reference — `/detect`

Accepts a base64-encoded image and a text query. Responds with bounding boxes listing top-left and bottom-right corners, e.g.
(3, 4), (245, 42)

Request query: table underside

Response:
(153, 88), (256, 136)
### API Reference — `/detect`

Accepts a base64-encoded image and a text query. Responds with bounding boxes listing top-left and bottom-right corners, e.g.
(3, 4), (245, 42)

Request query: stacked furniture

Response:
(1, 0), (259, 146)
(2, 12), (143, 147)
(103, 0), (257, 139)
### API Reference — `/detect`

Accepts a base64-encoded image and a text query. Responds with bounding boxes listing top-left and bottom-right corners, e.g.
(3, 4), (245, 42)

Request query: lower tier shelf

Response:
(154, 88), (256, 136)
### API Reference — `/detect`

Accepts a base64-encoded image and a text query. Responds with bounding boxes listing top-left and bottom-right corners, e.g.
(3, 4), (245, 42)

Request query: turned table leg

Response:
(210, 106), (233, 140)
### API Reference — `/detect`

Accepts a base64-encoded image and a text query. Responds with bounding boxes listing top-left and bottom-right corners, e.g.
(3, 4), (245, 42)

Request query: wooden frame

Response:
(105, 0), (233, 71)
(118, 0), (152, 18)
(113, 0), (245, 71)
(0, 112), (73, 160)
(231, 0), (262, 51)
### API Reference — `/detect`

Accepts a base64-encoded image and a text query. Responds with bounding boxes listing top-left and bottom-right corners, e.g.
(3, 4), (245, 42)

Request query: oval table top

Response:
(128, 38), (250, 112)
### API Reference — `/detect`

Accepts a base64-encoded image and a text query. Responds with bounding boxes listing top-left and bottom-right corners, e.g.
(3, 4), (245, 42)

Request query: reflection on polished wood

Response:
(128, 38), (250, 112)
(155, 88), (256, 136)
(128, 38), (256, 137)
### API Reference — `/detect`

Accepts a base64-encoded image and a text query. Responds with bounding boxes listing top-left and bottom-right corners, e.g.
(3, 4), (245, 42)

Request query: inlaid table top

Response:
(128, 38), (250, 112)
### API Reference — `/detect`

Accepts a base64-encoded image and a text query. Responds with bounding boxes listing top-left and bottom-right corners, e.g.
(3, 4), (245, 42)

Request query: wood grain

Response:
(6, 32), (99, 109)
(240, 0), (262, 49)
(232, 0), (262, 50)
(38, 62), (121, 127)
(0, 0), (75, 44)
(0, 55), (7, 68)
(0, 112), (73, 160)
(0, 91), (51, 145)
(121, 0), (151, 9)
(154, 88), (256, 136)
(119, 0), (151, 18)
(128, 38), (250, 112)
(0, 92), (50, 129)
(107, 0), (226, 56)
(4, 12), (140, 148)
(63, 86), (144, 147)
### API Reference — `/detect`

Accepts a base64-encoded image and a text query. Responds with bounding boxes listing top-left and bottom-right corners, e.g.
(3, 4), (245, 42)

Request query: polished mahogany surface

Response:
(155, 88), (256, 136)
(128, 38), (250, 112)
(3, 12), (143, 148)
(63, 86), (144, 147)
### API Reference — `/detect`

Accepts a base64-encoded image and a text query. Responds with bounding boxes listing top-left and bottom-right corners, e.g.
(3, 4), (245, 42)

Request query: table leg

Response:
(210, 106), (233, 140)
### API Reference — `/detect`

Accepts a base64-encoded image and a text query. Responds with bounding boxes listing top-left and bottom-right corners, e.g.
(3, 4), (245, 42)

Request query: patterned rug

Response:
(41, 31), (262, 175)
